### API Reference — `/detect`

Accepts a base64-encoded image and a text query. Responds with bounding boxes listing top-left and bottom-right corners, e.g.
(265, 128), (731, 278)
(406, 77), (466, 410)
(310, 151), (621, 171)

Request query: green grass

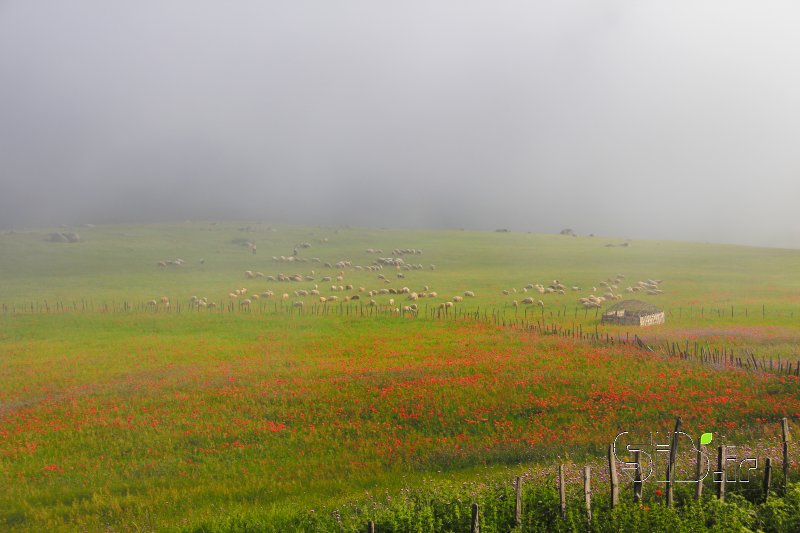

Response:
(1, 222), (800, 531)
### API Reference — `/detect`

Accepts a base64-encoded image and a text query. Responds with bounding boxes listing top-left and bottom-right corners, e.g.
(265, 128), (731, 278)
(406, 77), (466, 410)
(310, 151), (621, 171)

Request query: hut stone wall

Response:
(602, 309), (665, 327)
(639, 311), (665, 326)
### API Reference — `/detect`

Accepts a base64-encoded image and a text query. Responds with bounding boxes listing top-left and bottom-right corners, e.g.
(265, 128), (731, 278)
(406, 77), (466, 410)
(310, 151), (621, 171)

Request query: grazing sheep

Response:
(239, 299), (251, 308)
(464, 291), (475, 297)
(453, 296), (463, 302)
(445, 301), (454, 309)
(502, 290), (510, 295)
(521, 297), (535, 305)
(282, 293), (289, 300)
(389, 298), (395, 306)
(245, 270), (255, 279)
(428, 291), (437, 298)
(408, 292), (418, 301)
(147, 299), (157, 307)
(160, 296), (169, 304)
(293, 301), (304, 308)
(229, 292), (238, 299)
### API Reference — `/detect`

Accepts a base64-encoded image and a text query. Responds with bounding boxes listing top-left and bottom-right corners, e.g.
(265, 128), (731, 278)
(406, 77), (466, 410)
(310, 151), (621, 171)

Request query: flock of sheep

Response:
(498, 274), (666, 310)
(148, 238), (664, 318)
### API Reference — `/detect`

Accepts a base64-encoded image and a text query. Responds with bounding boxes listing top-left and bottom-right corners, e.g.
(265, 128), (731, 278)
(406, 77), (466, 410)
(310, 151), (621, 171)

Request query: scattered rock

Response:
(46, 232), (80, 243)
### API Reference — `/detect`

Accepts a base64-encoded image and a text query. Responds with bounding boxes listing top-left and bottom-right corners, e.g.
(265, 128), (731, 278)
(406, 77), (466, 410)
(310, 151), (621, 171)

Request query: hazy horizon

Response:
(2, 1), (799, 248)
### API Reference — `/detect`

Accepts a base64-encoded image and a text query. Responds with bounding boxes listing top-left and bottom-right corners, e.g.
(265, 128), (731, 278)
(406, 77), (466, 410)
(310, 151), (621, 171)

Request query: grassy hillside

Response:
(1, 223), (799, 531)
(2, 222), (799, 313)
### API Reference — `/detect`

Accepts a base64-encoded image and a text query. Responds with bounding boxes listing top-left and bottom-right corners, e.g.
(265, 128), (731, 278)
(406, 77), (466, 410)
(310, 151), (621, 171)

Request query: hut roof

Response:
(604, 299), (662, 317)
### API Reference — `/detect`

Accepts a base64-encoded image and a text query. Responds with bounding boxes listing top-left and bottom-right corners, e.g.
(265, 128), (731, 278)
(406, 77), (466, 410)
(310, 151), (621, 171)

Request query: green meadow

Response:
(1, 222), (800, 531)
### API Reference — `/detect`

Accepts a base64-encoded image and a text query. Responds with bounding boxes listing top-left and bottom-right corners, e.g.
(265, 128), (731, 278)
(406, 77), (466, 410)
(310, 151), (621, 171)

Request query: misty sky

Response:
(1, 1), (799, 247)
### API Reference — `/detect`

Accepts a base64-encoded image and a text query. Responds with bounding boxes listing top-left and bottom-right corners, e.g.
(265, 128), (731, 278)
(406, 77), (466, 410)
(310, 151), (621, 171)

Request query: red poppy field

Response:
(2, 310), (799, 531)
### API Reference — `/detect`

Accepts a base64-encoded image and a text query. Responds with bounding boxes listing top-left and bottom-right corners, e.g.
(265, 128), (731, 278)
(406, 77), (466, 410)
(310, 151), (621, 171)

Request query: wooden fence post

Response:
(471, 503), (480, 533)
(584, 466), (592, 524)
(717, 446), (726, 501)
(666, 417), (682, 506)
(515, 476), (523, 527)
(783, 417), (791, 493)
(608, 445), (619, 509)
(764, 458), (772, 502)
(559, 464), (567, 519)
(695, 439), (704, 501)
(634, 450), (643, 504)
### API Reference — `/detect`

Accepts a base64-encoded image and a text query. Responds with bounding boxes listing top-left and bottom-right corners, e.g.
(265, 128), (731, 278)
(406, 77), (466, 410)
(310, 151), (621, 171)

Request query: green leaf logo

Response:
(700, 432), (713, 445)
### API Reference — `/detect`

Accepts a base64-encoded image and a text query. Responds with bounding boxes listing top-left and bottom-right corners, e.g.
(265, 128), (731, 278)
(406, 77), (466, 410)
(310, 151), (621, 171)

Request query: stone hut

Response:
(601, 300), (664, 327)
